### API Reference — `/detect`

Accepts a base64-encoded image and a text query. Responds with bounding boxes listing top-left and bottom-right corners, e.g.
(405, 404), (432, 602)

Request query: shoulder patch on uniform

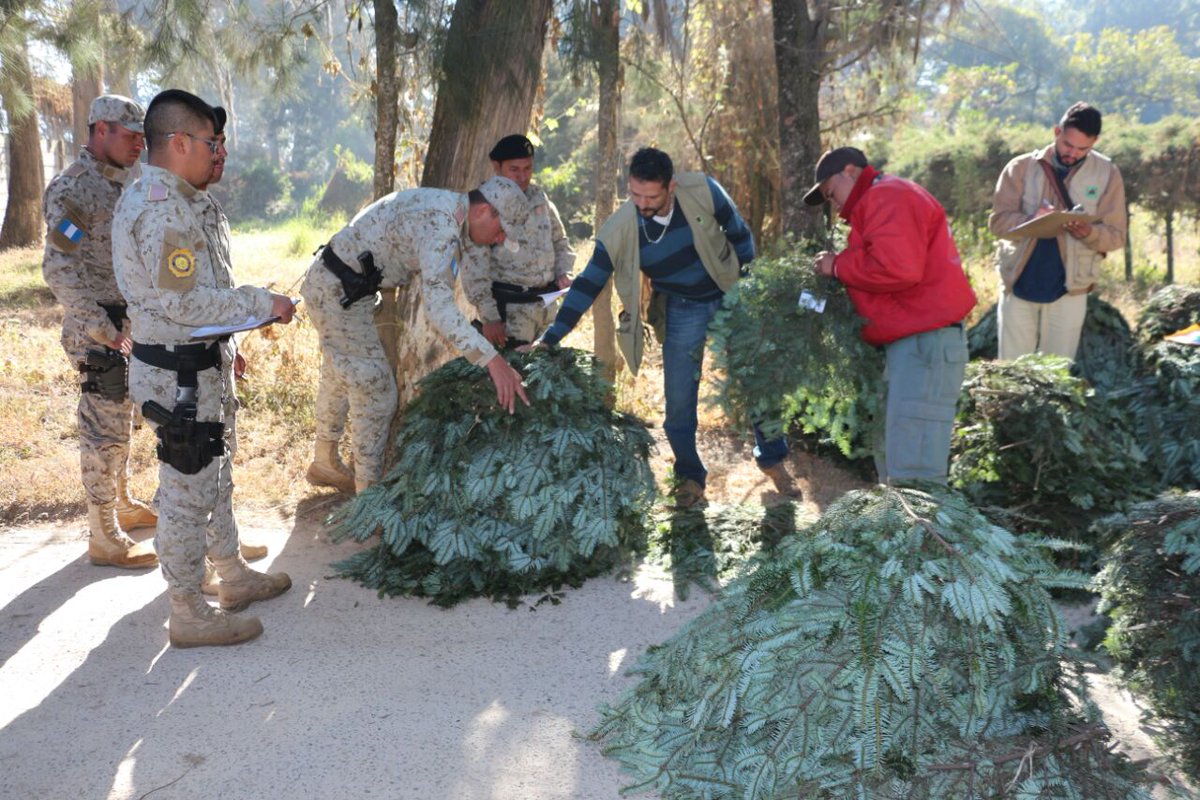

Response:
(49, 201), (88, 253)
(148, 183), (169, 202)
(454, 205), (466, 226)
(62, 161), (86, 178)
(158, 228), (198, 292)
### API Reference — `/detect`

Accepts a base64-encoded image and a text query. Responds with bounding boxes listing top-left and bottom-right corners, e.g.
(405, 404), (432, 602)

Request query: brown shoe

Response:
(87, 503), (158, 569)
(168, 592), (262, 648)
(671, 479), (707, 510)
(760, 462), (802, 499)
(240, 542), (268, 561)
(212, 555), (292, 612)
(116, 475), (158, 530)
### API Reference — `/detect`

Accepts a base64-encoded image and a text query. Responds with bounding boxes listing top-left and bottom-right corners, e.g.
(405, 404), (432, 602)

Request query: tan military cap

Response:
(478, 175), (530, 234)
(88, 94), (146, 133)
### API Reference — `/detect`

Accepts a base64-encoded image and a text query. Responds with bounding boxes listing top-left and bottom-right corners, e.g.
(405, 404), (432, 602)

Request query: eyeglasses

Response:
(166, 131), (222, 154)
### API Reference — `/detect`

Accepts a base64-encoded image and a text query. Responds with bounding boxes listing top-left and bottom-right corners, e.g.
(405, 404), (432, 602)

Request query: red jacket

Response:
(833, 166), (977, 345)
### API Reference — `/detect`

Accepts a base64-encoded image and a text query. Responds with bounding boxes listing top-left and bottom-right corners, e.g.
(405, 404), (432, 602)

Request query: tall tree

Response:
(0, 35), (44, 250)
(372, 0), (400, 200)
(382, 0), (554, 407)
(772, 1), (962, 239)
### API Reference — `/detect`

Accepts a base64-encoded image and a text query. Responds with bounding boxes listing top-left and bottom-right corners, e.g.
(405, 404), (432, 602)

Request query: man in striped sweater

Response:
(534, 148), (796, 508)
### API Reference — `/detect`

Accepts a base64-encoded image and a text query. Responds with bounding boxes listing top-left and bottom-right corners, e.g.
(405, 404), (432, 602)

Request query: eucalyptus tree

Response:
(772, 0), (963, 238)
(0, 1), (44, 249)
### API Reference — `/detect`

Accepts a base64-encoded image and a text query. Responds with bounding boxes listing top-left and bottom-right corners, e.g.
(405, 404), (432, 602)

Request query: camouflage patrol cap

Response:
(88, 94), (146, 133)
(478, 175), (530, 232)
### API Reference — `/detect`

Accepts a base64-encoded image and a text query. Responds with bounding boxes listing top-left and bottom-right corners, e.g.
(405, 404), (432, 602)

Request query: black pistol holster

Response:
(80, 348), (129, 401)
(320, 245), (383, 308)
(133, 341), (226, 475)
(490, 280), (559, 323)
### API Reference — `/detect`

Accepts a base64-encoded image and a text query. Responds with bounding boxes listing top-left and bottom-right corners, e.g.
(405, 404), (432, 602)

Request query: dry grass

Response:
(3, 207), (1196, 529)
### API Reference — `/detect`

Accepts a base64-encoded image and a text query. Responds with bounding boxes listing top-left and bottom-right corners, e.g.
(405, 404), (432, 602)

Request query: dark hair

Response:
(1060, 102), (1102, 138)
(144, 89), (217, 152)
(468, 189), (486, 206)
(629, 147), (673, 186)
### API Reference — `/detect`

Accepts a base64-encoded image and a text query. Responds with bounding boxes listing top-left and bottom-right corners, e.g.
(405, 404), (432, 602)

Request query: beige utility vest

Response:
(998, 149), (1116, 295)
(597, 173), (741, 375)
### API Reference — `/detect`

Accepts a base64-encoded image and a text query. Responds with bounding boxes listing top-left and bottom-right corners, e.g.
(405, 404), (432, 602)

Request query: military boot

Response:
(212, 554), (292, 612)
(115, 473), (157, 530)
(168, 591), (262, 648)
(88, 502), (158, 568)
(759, 462), (803, 499)
(305, 439), (355, 493)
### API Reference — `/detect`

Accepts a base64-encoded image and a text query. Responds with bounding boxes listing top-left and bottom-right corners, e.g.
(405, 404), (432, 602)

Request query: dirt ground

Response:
(0, 427), (1195, 799)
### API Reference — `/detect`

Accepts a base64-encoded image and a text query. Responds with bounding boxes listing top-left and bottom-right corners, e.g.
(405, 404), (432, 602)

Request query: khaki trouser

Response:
(998, 290), (1087, 362)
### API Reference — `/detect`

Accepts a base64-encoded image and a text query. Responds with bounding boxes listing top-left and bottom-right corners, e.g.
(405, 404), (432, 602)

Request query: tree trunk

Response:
(591, 0), (623, 385)
(0, 43), (45, 251)
(71, 68), (103, 159)
(1165, 208), (1175, 285)
(382, 0), (553, 408)
(373, 0), (400, 200)
(1124, 201), (1132, 281)
(772, 0), (825, 240)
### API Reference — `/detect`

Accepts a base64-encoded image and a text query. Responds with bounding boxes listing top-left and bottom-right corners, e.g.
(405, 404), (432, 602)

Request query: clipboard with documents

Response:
(1006, 210), (1100, 239)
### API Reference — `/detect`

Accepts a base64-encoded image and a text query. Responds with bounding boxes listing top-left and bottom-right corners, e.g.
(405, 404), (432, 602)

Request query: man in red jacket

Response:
(805, 147), (977, 484)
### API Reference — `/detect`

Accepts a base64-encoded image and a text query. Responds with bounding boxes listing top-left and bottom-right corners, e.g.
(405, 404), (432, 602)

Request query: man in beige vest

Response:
(533, 148), (796, 508)
(989, 102), (1126, 360)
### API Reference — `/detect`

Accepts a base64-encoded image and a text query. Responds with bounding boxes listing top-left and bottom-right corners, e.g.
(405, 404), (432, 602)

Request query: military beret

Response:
(88, 94), (146, 133)
(478, 175), (530, 234)
(489, 134), (535, 162)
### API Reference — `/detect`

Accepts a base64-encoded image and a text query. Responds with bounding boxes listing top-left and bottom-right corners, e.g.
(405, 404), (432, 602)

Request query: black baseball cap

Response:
(803, 147), (869, 206)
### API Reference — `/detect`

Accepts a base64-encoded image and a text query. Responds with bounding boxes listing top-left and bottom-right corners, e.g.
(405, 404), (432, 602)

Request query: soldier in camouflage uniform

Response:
(300, 176), (531, 494)
(462, 135), (575, 348)
(112, 90), (294, 648)
(42, 94), (158, 569)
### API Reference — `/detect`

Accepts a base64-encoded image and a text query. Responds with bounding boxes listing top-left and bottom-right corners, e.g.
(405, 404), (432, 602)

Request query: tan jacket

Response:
(597, 172), (740, 375)
(989, 144), (1126, 295)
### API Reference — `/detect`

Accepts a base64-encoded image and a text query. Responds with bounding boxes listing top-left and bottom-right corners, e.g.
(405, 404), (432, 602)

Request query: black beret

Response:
(489, 134), (535, 162)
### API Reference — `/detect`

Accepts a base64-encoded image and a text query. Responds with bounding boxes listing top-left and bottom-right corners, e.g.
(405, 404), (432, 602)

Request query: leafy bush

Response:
(1093, 492), (1200, 778)
(329, 348), (656, 607)
(317, 145), (372, 218)
(221, 158), (294, 220)
(592, 486), (1157, 799)
(707, 241), (883, 457)
(951, 355), (1153, 527)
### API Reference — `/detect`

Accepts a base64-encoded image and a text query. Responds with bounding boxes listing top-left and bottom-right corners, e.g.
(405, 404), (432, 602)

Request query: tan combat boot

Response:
(201, 541), (270, 596)
(354, 478), (374, 495)
(168, 591), (262, 648)
(305, 439), (355, 493)
(211, 554), (292, 612)
(115, 474), (158, 530)
(88, 502), (158, 568)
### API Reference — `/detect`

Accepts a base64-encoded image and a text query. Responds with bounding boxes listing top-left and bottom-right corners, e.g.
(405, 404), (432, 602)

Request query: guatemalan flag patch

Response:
(50, 213), (86, 252)
(57, 218), (84, 243)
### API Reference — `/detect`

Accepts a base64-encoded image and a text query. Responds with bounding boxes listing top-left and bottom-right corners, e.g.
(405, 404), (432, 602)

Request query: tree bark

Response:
(71, 68), (103, 159)
(1, 43), (45, 251)
(591, 0), (622, 385)
(1165, 208), (1175, 284)
(382, 0), (553, 409)
(373, 0), (400, 200)
(772, 0), (826, 240)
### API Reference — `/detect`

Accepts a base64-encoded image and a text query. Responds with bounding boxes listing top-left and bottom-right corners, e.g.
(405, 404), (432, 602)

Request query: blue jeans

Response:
(662, 293), (788, 487)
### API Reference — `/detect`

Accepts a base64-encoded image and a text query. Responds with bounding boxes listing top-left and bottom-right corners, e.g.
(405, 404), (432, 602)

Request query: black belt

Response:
(99, 303), (127, 329)
(132, 341), (222, 389)
(491, 280), (559, 323)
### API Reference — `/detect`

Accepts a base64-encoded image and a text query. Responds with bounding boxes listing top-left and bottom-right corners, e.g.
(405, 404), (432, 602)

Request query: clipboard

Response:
(1006, 210), (1100, 239)
(191, 315), (280, 339)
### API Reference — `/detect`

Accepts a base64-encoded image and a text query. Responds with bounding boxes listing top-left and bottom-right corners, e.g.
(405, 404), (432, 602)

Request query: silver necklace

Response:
(639, 206), (673, 245)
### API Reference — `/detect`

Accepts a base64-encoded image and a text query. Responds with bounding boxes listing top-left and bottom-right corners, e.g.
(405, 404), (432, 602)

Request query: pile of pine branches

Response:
(706, 242), (882, 458)
(966, 295), (1138, 393)
(592, 487), (1159, 799)
(1093, 492), (1200, 779)
(329, 348), (656, 607)
(951, 354), (1153, 530)
(1117, 285), (1200, 489)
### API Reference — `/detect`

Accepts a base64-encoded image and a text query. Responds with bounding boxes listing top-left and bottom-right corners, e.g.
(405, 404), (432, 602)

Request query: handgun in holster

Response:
(141, 389), (225, 475)
(320, 246), (383, 308)
(80, 348), (128, 402)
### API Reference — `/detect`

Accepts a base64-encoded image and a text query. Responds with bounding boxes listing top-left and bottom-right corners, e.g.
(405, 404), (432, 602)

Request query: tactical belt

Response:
(132, 340), (222, 389)
(491, 280), (559, 323)
(79, 347), (128, 401)
(99, 302), (128, 330)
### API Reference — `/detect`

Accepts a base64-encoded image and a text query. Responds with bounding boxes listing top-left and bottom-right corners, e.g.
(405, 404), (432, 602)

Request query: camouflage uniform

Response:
(112, 164), (274, 591)
(42, 148), (139, 510)
(462, 185), (575, 343)
(300, 189), (499, 485)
